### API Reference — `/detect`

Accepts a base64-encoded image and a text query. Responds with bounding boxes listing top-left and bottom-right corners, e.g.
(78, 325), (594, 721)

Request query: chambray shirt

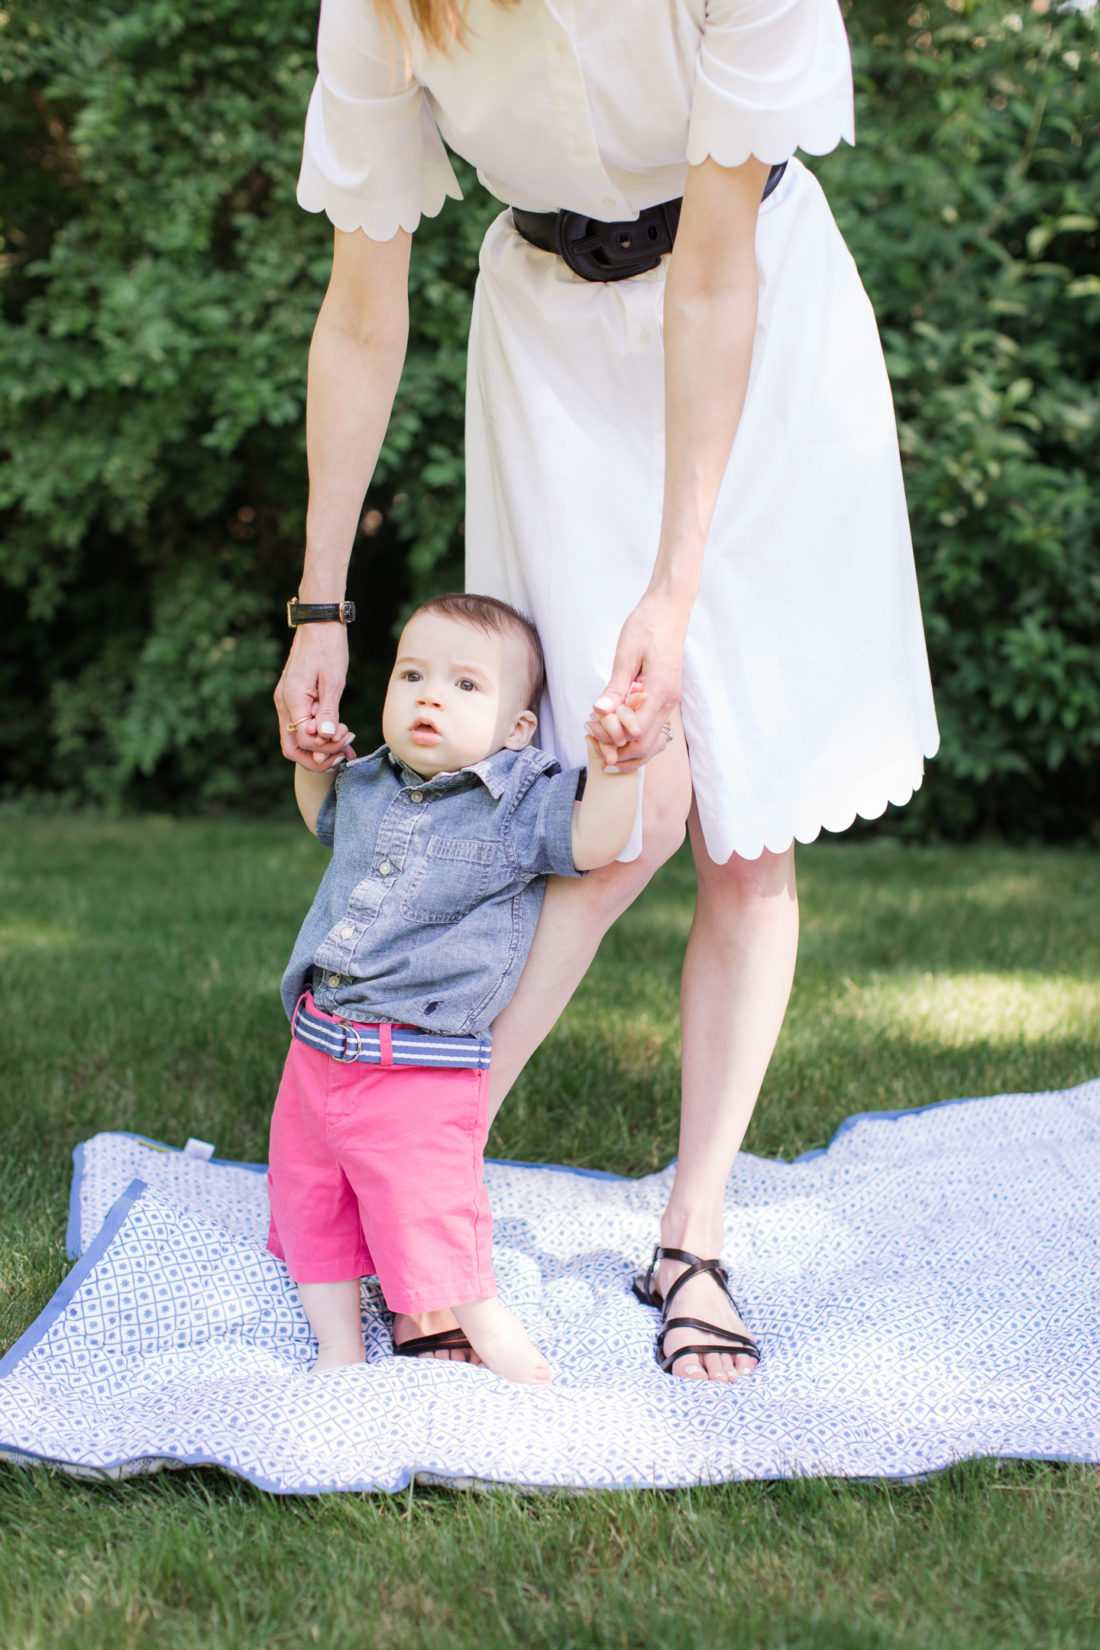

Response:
(281, 745), (585, 1037)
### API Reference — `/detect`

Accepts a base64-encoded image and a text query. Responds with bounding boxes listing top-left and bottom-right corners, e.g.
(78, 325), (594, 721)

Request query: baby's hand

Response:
(585, 734), (621, 775)
(310, 721), (356, 769)
(585, 680), (646, 770)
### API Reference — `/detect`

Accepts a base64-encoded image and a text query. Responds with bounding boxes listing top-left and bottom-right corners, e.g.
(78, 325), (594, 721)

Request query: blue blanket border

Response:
(4, 1179), (150, 1380)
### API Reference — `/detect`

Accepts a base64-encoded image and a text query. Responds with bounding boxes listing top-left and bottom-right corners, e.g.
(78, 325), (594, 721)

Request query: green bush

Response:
(819, 0), (1100, 836)
(0, 0), (1096, 830)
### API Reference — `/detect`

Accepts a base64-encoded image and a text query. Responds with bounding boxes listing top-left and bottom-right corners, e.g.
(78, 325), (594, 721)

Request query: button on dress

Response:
(298, 0), (940, 862)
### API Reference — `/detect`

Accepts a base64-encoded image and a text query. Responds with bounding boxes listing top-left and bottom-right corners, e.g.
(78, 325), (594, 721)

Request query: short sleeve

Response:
(687, 0), (855, 169)
(507, 764), (586, 880)
(296, 0), (463, 239)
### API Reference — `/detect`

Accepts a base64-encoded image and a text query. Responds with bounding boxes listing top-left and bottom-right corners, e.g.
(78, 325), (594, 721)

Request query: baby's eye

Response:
(457, 679), (478, 693)
(401, 669), (422, 683)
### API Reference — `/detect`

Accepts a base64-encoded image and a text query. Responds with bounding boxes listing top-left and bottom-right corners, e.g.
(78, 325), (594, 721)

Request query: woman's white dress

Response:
(298, 0), (940, 861)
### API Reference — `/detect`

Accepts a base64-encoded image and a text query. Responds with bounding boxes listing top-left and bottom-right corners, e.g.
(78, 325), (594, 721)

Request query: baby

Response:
(268, 592), (640, 1383)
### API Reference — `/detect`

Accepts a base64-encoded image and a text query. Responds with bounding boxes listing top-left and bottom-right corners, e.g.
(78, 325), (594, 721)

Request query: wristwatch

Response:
(286, 599), (356, 627)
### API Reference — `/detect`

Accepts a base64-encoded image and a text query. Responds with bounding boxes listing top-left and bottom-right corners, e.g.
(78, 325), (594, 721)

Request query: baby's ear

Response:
(504, 707), (538, 750)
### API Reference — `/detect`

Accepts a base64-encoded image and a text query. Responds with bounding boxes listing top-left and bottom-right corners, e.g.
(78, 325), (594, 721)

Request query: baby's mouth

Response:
(409, 717), (441, 743)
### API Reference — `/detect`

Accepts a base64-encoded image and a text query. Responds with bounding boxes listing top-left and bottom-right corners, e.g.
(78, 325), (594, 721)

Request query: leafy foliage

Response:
(815, 0), (1100, 835)
(0, 0), (1096, 829)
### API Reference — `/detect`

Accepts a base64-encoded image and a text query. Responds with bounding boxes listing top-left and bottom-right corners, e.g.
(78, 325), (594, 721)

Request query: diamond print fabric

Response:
(68, 1133), (270, 1258)
(2, 1080), (1098, 1493)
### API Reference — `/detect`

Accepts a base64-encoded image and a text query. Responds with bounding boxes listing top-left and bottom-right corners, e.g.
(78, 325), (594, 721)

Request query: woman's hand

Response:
(275, 622), (351, 769)
(585, 593), (688, 771)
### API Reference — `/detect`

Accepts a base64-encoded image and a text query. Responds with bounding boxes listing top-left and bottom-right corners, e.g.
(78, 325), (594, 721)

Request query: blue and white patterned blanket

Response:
(1, 1081), (1098, 1494)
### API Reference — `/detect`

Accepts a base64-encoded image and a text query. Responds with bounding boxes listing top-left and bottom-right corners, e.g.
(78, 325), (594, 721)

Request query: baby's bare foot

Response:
(392, 1308), (483, 1365)
(453, 1298), (552, 1384)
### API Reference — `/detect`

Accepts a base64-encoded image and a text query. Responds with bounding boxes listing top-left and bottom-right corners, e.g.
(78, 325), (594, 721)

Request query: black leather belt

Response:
(512, 162), (787, 283)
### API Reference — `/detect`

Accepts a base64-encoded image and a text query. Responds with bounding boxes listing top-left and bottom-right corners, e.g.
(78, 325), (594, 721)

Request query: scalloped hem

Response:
(296, 171), (464, 240)
(674, 730), (937, 866)
(717, 747), (940, 865)
(685, 106), (855, 170)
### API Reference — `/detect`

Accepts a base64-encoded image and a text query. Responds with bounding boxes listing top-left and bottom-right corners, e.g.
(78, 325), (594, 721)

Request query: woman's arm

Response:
(275, 226), (412, 767)
(588, 154), (771, 770)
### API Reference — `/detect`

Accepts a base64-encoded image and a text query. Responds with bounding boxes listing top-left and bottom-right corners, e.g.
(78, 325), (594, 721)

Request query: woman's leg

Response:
(392, 732), (693, 1359)
(655, 805), (799, 1381)
(486, 730), (693, 1118)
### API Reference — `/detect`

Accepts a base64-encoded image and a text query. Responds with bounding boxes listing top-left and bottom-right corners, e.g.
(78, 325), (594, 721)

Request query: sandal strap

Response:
(393, 1328), (474, 1358)
(659, 1339), (760, 1374)
(634, 1246), (727, 1310)
(661, 1256), (730, 1316)
(658, 1315), (752, 1346)
(633, 1240), (692, 1306)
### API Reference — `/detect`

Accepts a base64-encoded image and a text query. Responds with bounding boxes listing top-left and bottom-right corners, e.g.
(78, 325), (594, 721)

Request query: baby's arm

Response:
(570, 739), (641, 871)
(295, 765), (336, 836)
(294, 724), (354, 835)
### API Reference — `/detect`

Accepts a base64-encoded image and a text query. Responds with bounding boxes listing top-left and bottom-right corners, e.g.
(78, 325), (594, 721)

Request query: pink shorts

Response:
(266, 996), (495, 1313)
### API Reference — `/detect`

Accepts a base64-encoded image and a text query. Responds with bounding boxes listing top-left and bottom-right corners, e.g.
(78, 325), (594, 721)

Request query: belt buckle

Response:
(554, 209), (665, 283)
(333, 1020), (364, 1063)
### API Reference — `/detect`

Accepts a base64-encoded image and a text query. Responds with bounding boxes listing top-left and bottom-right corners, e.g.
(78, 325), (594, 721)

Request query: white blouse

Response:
(296, 0), (855, 239)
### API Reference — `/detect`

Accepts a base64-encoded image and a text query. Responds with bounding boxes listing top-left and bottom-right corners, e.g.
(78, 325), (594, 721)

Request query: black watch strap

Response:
(287, 599), (356, 627)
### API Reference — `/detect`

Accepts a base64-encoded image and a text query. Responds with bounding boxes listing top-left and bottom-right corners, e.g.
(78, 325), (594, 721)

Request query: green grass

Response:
(1, 821), (1098, 1649)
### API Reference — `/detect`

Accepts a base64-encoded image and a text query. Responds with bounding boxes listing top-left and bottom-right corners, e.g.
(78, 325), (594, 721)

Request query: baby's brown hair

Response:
(410, 593), (547, 713)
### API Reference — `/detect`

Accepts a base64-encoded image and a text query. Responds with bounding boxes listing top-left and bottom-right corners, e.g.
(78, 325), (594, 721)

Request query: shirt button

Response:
(410, 791), (424, 803)
(379, 861), (392, 876)
(340, 927), (354, 940)
(327, 973), (340, 987)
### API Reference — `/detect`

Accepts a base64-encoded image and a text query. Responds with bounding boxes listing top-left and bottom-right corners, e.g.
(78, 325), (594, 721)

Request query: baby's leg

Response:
(452, 1296), (552, 1384)
(297, 1278), (366, 1371)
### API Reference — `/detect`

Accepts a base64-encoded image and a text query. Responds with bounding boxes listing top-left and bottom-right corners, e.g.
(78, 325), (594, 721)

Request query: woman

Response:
(275, 0), (939, 1382)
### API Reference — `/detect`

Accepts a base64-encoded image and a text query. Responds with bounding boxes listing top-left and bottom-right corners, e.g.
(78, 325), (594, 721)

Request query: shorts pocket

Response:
(400, 836), (498, 924)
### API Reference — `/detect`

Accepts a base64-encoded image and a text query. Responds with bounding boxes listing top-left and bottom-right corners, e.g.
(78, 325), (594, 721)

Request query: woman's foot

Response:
(652, 1231), (758, 1384)
(392, 1307), (483, 1364)
(453, 1297), (552, 1384)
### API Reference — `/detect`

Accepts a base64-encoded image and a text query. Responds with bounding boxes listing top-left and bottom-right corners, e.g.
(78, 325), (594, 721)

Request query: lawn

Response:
(1, 820), (1098, 1649)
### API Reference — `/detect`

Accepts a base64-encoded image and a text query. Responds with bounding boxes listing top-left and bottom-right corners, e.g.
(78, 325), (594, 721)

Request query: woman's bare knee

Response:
(690, 817), (797, 911)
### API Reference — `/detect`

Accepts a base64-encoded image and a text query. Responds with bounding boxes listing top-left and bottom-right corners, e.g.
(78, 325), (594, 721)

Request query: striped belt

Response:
(292, 997), (491, 1070)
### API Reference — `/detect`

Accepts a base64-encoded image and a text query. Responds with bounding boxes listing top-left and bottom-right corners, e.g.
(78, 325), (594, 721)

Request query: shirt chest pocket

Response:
(400, 836), (499, 925)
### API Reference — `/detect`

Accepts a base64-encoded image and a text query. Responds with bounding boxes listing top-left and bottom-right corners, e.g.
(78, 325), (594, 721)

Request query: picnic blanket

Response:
(1, 1079), (1098, 1494)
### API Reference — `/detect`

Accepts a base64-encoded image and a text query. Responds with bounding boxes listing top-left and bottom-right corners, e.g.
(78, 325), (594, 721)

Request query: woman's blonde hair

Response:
(373, 0), (518, 55)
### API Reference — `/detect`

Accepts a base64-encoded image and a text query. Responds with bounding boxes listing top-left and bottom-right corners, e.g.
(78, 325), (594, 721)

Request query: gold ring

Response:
(285, 717), (309, 733)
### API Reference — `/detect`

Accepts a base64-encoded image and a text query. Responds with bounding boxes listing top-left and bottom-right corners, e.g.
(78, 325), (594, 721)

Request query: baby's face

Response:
(382, 611), (535, 779)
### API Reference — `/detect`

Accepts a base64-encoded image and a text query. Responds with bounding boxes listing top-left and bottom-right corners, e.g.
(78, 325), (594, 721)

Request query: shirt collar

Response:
(375, 743), (553, 799)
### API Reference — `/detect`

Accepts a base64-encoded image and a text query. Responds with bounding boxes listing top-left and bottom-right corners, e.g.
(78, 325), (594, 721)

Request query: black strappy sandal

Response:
(393, 1327), (477, 1360)
(632, 1245), (760, 1375)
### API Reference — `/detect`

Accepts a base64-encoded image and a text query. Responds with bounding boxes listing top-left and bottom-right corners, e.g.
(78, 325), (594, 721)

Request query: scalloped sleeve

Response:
(296, 0), (463, 240)
(687, 0), (855, 169)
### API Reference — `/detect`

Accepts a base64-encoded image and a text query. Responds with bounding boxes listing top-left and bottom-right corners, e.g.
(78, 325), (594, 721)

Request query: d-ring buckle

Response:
(335, 1022), (364, 1063)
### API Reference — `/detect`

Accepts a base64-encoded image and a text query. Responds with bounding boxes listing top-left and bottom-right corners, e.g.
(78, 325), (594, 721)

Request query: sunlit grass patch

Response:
(0, 821), (1098, 1648)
